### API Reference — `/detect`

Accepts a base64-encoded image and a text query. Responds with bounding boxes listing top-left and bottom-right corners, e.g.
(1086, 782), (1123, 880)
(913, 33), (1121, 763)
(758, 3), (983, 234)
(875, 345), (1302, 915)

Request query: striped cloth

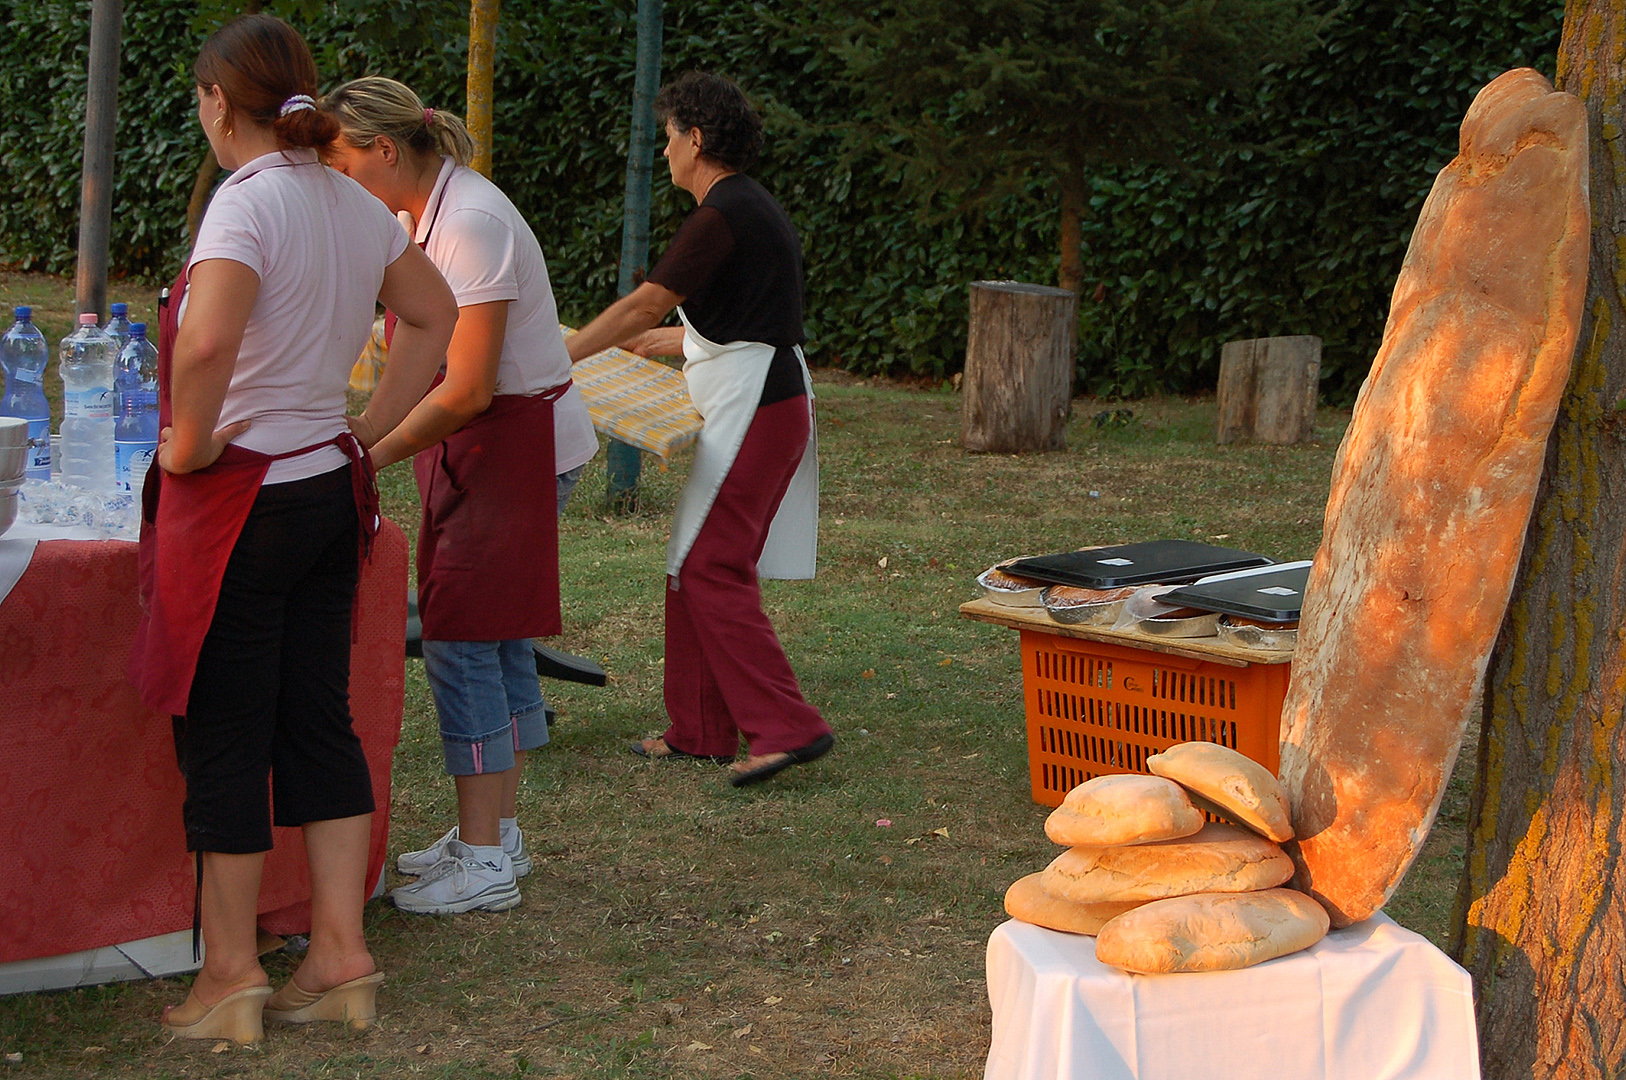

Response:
(561, 326), (703, 459)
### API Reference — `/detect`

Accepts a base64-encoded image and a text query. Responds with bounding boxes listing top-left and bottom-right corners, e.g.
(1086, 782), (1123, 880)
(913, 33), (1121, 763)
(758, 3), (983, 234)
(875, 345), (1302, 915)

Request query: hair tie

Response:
(279, 94), (315, 117)
(423, 107), (435, 126)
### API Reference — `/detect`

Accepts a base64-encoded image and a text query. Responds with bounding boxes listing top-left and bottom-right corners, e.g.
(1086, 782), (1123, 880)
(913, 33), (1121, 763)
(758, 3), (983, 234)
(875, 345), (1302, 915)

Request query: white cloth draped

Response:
(984, 914), (1479, 1080)
(665, 309), (817, 580)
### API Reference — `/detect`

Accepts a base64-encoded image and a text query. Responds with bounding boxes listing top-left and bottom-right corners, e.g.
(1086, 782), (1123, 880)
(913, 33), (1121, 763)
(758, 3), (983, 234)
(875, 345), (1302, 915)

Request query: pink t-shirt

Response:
(414, 157), (598, 474)
(184, 149), (409, 483)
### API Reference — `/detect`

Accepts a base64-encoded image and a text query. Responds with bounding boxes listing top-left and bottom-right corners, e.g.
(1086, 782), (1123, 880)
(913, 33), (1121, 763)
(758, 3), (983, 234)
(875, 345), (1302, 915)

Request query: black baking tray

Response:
(1157, 561), (1312, 622)
(1004, 541), (1272, 589)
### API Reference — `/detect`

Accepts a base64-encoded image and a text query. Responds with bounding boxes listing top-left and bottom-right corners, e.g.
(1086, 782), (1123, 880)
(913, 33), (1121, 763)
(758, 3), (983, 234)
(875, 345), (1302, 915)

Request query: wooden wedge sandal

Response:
(160, 985), (273, 1045)
(263, 972), (385, 1029)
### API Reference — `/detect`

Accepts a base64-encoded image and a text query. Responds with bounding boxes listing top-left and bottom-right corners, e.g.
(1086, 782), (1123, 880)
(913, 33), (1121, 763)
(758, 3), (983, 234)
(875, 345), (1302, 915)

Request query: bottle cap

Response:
(110, 302), (128, 316)
(130, 323), (147, 337)
(13, 306), (29, 319)
(78, 313), (98, 325)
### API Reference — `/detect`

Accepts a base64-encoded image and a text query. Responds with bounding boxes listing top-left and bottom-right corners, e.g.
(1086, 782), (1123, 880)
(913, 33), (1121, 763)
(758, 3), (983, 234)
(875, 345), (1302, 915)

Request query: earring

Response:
(212, 115), (224, 130)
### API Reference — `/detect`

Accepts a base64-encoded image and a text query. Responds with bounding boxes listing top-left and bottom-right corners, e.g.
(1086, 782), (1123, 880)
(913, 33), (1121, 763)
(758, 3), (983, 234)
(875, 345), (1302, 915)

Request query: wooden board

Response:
(959, 597), (1292, 668)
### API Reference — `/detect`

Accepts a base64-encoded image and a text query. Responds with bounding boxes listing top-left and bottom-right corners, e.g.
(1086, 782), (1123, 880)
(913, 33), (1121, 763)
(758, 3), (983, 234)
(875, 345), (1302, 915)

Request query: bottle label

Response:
(115, 439), (158, 493)
(12, 364), (43, 385)
(64, 386), (113, 420)
(24, 418), (50, 479)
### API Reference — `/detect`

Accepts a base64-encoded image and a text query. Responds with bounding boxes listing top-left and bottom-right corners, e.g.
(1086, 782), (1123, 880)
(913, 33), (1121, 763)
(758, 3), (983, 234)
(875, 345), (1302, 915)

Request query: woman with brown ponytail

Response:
(132, 16), (456, 1043)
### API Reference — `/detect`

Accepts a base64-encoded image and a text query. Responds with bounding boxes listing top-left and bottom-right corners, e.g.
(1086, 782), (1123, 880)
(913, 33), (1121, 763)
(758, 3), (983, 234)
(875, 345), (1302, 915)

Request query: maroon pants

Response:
(663, 394), (830, 758)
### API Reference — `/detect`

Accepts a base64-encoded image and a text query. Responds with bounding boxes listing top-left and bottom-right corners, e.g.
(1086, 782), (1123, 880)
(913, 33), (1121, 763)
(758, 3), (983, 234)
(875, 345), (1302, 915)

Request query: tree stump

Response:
(961, 281), (1076, 453)
(1215, 336), (1321, 444)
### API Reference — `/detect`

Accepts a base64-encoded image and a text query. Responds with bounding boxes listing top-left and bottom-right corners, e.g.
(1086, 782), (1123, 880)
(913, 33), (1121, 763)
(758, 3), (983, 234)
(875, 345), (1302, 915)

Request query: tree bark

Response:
(186, 149), (219, 243)
(1214, 335), (1320, 444)
(1454, 6), (1626, 1079)
(1058, 166), (1084, 295)
(467, 0), (499, 177)
(961, 280), (1075, 453)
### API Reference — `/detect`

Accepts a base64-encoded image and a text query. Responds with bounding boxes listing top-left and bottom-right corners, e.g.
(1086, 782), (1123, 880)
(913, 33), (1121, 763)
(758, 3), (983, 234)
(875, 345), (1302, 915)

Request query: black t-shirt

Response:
(648, 174), (805, 406)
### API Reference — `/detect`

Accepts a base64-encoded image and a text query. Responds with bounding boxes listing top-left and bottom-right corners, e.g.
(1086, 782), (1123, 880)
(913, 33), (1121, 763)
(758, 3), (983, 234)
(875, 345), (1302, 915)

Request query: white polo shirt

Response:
(185, 149), (409, 484)
(414, 157), (598, 475)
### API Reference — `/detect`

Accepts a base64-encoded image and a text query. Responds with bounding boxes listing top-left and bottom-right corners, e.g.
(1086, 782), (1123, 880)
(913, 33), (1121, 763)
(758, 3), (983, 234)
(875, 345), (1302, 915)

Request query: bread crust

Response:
(1094, 888), (1330, 973)
(1147, 742), (1294, 842)
(1003, 873), (1146, 935)
(1043, 774), (1205, 848)
(1040, 823), (1293, 903)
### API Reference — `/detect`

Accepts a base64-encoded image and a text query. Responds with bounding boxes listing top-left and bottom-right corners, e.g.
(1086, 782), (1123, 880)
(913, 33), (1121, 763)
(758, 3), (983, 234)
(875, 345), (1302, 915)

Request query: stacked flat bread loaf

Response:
(1004, 743), (1331, 974)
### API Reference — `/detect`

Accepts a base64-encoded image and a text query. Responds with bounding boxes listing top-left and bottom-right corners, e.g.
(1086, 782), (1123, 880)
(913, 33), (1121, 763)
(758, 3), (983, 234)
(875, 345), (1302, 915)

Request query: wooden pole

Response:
(605, 0), (665, 514)
(961, 281), (1076, 453)
(467, 0), (499, 178)
(75, 0), (122, 320)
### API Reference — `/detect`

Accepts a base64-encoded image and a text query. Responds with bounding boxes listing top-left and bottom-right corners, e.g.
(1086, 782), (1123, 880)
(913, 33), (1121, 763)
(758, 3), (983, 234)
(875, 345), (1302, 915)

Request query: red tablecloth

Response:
(0, 520), (406, 965)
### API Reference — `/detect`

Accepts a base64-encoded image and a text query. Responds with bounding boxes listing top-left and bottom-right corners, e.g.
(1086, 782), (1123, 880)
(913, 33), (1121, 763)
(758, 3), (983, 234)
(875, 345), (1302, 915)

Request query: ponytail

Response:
(321, 77), (475, 167)
(194, 15), (337, 151)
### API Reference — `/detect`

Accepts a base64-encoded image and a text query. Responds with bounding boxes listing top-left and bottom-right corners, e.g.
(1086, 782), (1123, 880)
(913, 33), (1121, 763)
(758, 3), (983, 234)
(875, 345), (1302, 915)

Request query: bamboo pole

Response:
(467, 0), (499, 177)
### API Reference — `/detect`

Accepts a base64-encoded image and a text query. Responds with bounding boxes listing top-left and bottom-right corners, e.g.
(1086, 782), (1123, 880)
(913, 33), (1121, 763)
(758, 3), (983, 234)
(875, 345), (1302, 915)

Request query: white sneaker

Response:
(390, 840), (521, 914)
(397, 825), (532, 878)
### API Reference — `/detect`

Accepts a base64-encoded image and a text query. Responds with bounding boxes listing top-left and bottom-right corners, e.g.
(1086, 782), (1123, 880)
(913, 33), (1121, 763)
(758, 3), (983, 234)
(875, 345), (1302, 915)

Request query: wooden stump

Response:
(1215, 336), (1321, 444)
(961, 281), (1076, 453)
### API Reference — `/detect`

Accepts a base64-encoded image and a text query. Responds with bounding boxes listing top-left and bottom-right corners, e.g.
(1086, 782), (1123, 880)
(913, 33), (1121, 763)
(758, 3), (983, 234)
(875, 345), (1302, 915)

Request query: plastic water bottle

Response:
(0, 306), (52, 480)
(114, 322), (159, 493)
(103, 301), (133, 356)
(59, 313), (116, 491)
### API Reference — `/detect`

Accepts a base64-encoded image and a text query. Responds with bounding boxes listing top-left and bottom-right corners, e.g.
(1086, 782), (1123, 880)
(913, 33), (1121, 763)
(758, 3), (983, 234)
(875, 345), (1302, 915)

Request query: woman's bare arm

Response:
(565, 280), (683, 362)
(353, 243), (459, 450)
(367, 300), (506, 470)
(159, 258), (259, 474)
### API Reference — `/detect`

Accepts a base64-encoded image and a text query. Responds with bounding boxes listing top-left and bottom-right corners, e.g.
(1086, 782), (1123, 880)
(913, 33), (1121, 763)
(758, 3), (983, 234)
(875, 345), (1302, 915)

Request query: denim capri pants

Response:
(421, 638), (549, 775)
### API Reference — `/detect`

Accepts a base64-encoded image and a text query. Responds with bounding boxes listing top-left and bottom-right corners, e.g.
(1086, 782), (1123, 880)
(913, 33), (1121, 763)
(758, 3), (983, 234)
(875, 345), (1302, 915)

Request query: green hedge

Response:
(0, 0), (1564, 399)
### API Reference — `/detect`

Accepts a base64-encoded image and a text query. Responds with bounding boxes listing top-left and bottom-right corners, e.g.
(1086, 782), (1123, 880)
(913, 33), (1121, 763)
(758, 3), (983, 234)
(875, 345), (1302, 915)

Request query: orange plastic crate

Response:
(1020, 629), (1288, 808)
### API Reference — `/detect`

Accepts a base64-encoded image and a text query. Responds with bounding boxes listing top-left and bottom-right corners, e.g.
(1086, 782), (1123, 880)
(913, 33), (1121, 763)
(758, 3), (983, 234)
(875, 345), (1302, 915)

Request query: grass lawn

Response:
(0, 272), (1474, 1078)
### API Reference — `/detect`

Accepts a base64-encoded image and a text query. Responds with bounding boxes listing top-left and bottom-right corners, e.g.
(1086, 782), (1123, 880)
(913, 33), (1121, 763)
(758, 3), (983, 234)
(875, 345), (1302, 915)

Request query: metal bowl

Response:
(0, 442), (28, 482)
(977, 562), (1047, 608)
(0, 417), (27, 449)
(1041, 586), (1129, 626)
(1138, 610), (1220, 638)
(0, 487), (17, 539)
(1217, 617), (1298, 651)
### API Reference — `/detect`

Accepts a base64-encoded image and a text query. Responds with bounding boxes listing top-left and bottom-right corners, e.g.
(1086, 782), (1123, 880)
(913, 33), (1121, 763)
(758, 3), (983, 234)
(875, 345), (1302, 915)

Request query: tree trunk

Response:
(186, 149), (219, 242)
(467, 0), (499, 177)
(1454, 7), (1626, 1079)
(961, 280), (1076, 453)
(1058, 166), (1084, 295)
(1214, 336), (1320, 444)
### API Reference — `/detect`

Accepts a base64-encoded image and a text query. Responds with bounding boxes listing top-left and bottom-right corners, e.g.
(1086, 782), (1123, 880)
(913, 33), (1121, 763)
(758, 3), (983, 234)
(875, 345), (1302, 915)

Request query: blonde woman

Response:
(320, 78), (597, 914)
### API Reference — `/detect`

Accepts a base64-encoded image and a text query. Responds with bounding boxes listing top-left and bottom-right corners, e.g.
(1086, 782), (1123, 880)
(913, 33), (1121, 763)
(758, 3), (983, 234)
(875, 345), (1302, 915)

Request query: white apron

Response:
(666, 308), (818, 580)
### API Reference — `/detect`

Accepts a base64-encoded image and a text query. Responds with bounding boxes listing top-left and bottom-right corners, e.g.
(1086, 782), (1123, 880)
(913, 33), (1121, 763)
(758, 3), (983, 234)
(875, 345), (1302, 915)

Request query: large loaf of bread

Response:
(1147, 742), (1293, 843)
(1277, 69), (1590, 927)
(1043, 774), (1204, 848)
(1040, 823), (1293, 904)
(1094, 888), (1330, 973)
(1003, 873), (1147, 936)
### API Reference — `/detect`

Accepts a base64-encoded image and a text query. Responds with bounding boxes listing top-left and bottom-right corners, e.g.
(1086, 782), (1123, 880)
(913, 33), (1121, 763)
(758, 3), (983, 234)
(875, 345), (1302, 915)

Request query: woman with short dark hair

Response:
(567, 71), (832, 787)
(134, 14), (455, 1043)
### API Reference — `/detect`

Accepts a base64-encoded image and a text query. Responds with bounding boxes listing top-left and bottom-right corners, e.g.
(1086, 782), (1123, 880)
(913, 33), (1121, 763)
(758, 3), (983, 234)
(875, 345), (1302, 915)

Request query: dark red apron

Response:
(413, 378), (568, 642)
(128, 267), (380, 716)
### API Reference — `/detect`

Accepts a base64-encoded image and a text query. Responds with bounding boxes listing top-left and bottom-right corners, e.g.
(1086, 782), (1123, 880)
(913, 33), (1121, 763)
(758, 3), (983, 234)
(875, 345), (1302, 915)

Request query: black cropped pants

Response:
(172, 463), (375, 854)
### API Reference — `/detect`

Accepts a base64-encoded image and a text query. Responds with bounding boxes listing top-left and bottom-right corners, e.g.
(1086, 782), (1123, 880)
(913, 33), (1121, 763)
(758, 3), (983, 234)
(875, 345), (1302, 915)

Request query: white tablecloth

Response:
(985, 914), (1479, 1080)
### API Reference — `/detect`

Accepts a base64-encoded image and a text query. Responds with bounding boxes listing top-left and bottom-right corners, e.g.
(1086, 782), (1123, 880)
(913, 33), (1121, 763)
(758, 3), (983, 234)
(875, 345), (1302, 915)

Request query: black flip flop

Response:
(729, 732), (836, 788)
(629, 736), (734, 765)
